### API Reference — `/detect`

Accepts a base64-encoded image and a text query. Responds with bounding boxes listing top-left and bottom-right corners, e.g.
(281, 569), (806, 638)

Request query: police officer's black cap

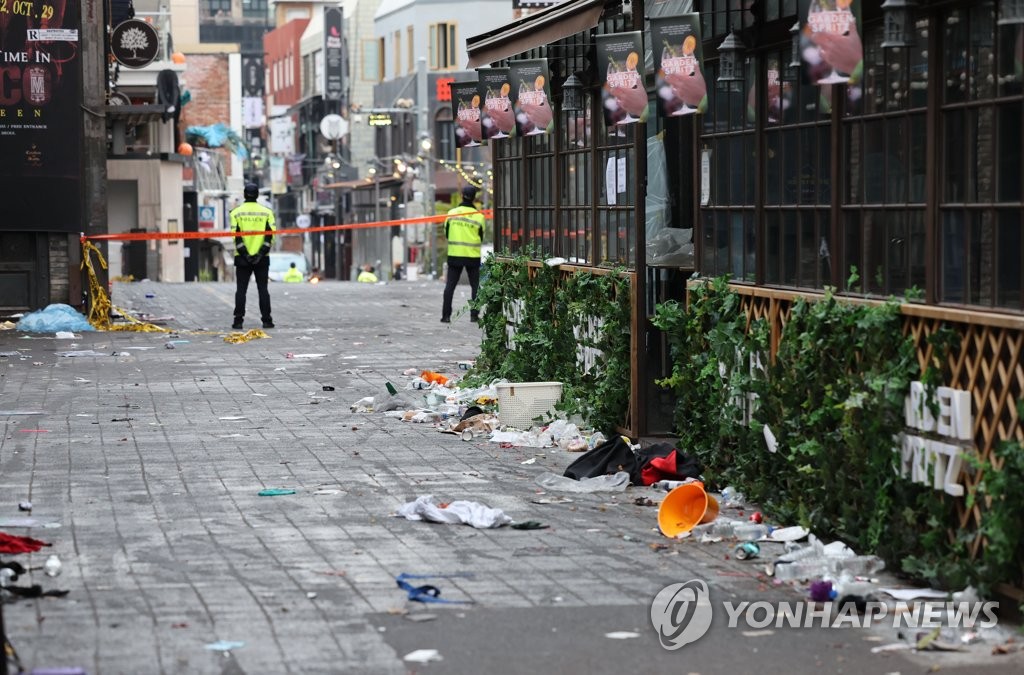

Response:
(243, 182), (259, 199)
(462, 185), (478, 200)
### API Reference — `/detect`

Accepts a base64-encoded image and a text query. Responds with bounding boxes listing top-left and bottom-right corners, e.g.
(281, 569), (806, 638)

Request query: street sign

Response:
(198, 205), (216, 230)
(296, 214), (312, 229)
(320, 114), (349, 140)
(110, 19), (160, 69)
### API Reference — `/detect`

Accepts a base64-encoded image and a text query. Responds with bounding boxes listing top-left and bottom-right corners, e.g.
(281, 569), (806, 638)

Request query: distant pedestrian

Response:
(357, 264), (378, 283)
(230, 183), (276, 329)
(441, 185), (485, 323)
(283, 262), (304, 283)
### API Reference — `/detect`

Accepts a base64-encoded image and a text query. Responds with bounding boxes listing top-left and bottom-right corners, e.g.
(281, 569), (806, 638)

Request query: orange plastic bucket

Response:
(658, 482), (720, 537)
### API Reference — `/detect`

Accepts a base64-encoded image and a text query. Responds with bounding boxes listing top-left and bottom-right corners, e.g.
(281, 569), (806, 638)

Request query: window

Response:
(361, 39), (382, 82)
(205, 0), (231, 17)
(698, 58), (757, 282)
(393, 31), (401, 79)
(302, 54), (311, 97)
(408, 26), (415, 74)
(939, 1), (1023, 309)
(428, 23), (458, 70)
(241, 0), (267, 19)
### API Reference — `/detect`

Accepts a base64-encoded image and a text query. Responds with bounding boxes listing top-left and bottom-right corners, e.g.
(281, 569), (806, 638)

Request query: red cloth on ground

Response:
(0, 531), (50, 554)
(640, 450), (680, 486)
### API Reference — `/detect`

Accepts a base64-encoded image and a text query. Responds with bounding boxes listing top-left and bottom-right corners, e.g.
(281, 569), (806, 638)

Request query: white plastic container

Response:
(495, 381), (563, 429)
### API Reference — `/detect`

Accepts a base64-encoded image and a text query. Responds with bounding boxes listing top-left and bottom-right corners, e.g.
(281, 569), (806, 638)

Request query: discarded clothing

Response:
(534, 471), (631, 493)
(396, 573), (473, 605)
(0, 531), (50, 554)
(395, 495), (512, 529)
(564, 436), (702, 486)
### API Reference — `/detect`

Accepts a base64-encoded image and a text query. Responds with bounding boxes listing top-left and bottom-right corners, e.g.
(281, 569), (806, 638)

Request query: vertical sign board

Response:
(0, 1), (83, 232)
(323, 6), (344, 101)
(798, 0), (862, 86)
(508, 59), (553, 137)
(595, 31), (649, 128)
(451, 81), (482, 149)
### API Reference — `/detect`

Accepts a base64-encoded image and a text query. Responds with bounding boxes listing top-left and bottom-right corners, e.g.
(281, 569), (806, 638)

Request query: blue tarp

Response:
(17, 304), (95, 333)
(184, 123), (249, 159)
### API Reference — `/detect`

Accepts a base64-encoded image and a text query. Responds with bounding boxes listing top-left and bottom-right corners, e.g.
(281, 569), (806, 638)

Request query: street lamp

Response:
(418, 133), (436, 277)
(881, 0), (918, 49)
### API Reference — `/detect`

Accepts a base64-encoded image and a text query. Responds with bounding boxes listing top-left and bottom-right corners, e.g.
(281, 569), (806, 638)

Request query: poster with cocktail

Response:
(509, 59), (554, 136)
(650, 14), (707, 117)
(799, 0), (862, 85)
(478, 68), (517, 140)
(596, 31), (649, 127)
(452, 81), (484, 148)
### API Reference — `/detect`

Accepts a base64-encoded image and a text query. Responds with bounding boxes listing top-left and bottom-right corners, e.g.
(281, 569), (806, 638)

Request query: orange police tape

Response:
(79, 210), (492, 333)
(80, 210), (493, 243)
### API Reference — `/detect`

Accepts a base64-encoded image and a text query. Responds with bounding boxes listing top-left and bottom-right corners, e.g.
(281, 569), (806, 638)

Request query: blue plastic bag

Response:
(16, 304), (95, 333)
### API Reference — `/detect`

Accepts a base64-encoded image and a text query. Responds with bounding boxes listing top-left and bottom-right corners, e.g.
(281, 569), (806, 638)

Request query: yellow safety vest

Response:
(230, 201), (276, 258)
(445, 205), (485, 259)
(357, 270), (378, 283)
(283, 267), (304, 283)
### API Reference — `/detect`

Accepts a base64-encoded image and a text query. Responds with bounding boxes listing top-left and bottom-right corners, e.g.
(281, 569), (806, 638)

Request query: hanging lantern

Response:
(716, 31), (746, 86)
(784, 21), (802, 81)
(561, 72), (583, 113)
(999, 0), (1024, 25)
(881, 0), (918, 48)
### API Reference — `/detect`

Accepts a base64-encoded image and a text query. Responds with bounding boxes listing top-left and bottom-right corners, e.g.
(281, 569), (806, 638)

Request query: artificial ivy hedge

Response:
(651, 276), (1010, 589)
(467, 252), (631, 434)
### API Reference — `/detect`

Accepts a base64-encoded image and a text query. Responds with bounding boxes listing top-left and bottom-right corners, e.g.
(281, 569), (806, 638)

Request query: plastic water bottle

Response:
(44, 554), (62, 577)
(732, 523), (768, 540)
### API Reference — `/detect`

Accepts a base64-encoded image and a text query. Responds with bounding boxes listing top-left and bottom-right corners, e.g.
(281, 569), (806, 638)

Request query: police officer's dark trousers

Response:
(442, 257), (481, 321)
(234, 256), (272, 324)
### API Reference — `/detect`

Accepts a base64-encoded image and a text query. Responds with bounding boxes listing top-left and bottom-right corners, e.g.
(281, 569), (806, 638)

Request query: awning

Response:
(466, 0), (605, 68)
(105, 104), (170, 127)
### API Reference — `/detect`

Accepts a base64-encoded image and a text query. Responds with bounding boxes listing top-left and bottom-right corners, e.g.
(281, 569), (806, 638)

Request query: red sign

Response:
(436, 77), (455, 102)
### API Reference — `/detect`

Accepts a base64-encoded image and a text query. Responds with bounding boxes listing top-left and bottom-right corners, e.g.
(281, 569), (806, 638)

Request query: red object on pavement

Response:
(0, 531), (50, 554)
(749, 511), (763, 524)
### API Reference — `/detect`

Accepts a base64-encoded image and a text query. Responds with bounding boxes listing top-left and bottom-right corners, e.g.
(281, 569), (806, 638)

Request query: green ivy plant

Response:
(467, 253), (631, 433)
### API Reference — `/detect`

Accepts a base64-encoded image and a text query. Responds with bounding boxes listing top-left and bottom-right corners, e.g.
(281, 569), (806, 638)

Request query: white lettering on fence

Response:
(897, 382), (973, 497)
(573, 315), (604, 375)
(504, 299), (524, 350)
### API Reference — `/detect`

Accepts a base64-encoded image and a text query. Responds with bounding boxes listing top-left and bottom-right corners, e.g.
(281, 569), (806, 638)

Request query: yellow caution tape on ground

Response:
(81, 241), (171, 333)
(224, 329), (269, 344)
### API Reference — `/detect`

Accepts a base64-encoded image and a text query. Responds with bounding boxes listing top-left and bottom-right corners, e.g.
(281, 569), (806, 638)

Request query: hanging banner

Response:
(0, 0), (83, 233)
(596, 31), (649, 127)
(324, 5), (345, 100)
(478, 68), (516, 140)
(286, 153), (306, 182)
(650, 14), (707, 117)
(799, 0), (862, 85)
(270, 156), (286, 195)
(509, 59), (553, 136)
(451, 81), (483, 148)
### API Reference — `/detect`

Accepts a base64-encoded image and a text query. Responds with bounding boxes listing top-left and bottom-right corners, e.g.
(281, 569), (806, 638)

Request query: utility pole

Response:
(416, 57), (437, 278)
(82, 0), (108, 307)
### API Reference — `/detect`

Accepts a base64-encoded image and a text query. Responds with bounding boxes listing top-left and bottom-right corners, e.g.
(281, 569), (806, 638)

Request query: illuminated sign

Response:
(368, 113), (393, 126)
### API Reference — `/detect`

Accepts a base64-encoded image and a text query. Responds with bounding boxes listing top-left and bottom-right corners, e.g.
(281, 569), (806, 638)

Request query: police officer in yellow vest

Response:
(441, 185), (486, 323)
(283, 262), (304, 283)
(230, 183), (276, 329)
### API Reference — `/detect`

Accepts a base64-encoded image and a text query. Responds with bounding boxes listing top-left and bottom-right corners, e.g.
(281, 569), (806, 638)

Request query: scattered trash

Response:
(164, 342), (175, 350)
(870, 642), (911, 654)
(219, 416), (248, 421)
(879, 587), (949, 601)
(734, 542), (761, 560)
(18, 502), (32, 512)
(420, 370), (449, 386)
(520, 458), (537, 465)
(809, 580), (837, 602)
(633, 497), (657, 507)
(43, 554), (62, 577)
(767, 526), (809, 542)
(748, 511), (763, 524)
(224, 329), (268, 344)
(510, 521), (549, 530)
(0, 532), (50, 554)
(16, 304), (95, 333)
(0, 351), (25, 357)
(313, 489), (341, 496)
(258, 488), (296, 497)
(534, 471), (630, 493)
(403, 649), (443, 664)
(306, 591), (317, 599)
(18, 429), (49, 433)
(322, 385), (335, 391)
(0, 518), (61, 529)
(396, 573), (473, 605)
(290, 353), (327, 359)
(531, 497), (573, 505)
(604, 631), (641, 639)
(204, 641), (245, 652)
(742, 629), (776, 637)
(457, 361), (474, 370)
(55, 350), (108, 358)
(720, 486), (745, 508)
(55, 331), (77, 339)
(395, 495), (512, 529)
(405, 613), (438, 623)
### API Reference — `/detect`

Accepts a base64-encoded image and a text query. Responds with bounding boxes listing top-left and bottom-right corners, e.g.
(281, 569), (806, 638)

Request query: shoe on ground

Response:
(232, 320), (243, 330)
(262, 320), (275, 329)
(440, 317), (450, 323)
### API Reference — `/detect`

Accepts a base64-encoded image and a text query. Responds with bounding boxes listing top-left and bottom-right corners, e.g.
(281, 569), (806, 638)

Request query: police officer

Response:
(230, 183), (276, 329)
(441, 185), (486, 323)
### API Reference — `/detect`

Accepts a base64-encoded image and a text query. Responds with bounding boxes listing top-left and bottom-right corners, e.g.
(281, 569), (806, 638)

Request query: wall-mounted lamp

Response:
(881, 0), (918, 48)
(561, 73), (584, 112)
(716, 31), (746, 89)
(999, 0), (1024, 25)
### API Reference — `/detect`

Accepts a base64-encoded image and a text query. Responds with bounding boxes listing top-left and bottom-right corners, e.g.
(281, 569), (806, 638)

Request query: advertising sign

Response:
(0, 0), (83, 232)
(111, 18), (159, 69)
(324, 6), (344, 100)
(799, 0), (862, 85)
(596, 31), (649, 127)
(650, 14), (707, 117)
(478, 68), (515, 140)
(509, 59), (553, 136)
(451, 80), (483, 148)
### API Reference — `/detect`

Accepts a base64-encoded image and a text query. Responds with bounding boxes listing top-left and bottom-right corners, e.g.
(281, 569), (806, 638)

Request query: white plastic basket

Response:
(496, 381), (563, 429)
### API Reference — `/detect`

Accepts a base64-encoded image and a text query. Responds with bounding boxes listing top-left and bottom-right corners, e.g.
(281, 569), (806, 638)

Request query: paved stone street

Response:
(1, 280), (1020, 674)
